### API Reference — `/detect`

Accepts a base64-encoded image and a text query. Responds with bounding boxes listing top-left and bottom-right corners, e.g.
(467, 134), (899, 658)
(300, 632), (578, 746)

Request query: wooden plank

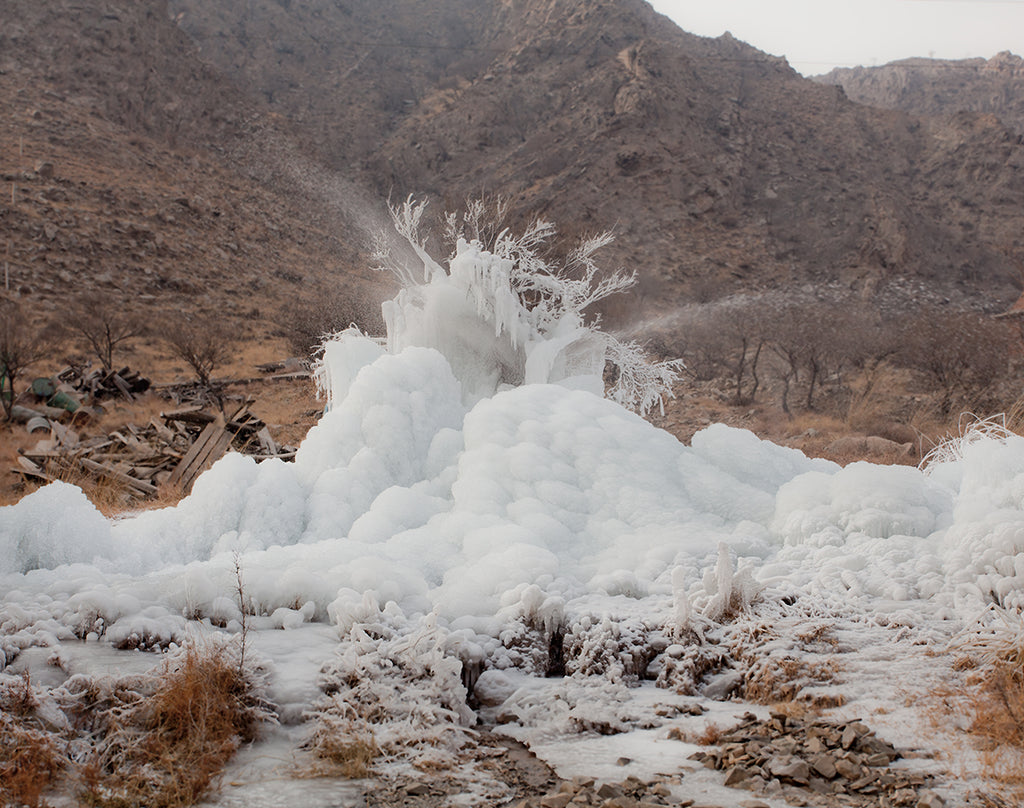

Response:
(11, 466), (58, 484)
(179, 430), (233, 492)
(168, 417), (223, 487)
(168, 414), (235, 492)
(79, 458), (158, 495)
(162, 408), (216, 426)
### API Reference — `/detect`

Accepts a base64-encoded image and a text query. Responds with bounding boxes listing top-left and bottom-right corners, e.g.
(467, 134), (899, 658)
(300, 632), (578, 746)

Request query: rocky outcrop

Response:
(817, 52), (1024, 136)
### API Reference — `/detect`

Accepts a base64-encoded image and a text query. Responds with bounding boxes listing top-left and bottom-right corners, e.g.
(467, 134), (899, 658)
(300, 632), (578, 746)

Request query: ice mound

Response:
(5, 208), (1024, 679)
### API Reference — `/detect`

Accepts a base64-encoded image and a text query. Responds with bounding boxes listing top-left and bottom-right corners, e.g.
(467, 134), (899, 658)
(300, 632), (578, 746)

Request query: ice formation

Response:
(3, 207), (1024, 781)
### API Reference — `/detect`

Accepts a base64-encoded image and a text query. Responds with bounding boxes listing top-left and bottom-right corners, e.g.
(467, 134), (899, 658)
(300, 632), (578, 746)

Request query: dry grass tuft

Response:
(0, 715), (65, 808)
(308, 729), (380, 778)
(0, 672), (66, 807)
(742, 655), (840, 704)
(927, 606), (1024, 803)
(696, 722), (723, 745)
(80, 640), (267, 808)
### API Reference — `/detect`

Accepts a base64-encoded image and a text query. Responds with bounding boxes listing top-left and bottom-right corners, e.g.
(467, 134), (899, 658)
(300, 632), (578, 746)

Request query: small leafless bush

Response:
(897, 308), (1012, 416)
(0, 299), (53, 421)
(62, 292), (146, 371)
(280, 291), (384, 358)
(161, 315), (233, 389)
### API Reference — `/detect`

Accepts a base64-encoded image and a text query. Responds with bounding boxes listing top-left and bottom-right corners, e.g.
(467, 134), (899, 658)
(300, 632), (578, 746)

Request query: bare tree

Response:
(63, 292), (146, 371)
(0, 300), (52, 421)
(163, 315), (233, 389)
(280, 290), (384, 358)
(672, 300), (766, 404)
(898, 308), (1012, 416)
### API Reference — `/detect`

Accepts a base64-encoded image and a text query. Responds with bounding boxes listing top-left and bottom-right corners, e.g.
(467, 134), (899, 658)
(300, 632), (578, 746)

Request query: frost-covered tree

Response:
(373, 196), (683, 414)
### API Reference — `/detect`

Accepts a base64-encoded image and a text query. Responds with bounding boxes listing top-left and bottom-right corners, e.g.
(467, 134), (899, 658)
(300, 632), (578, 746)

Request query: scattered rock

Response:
(682, 712), (932, 807)
(702, 670), (743, 700)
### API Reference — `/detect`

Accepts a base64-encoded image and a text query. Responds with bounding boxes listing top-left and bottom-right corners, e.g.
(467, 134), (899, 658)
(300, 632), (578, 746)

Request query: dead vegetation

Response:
(0, 673), (64, 808)
(0, 636), (273, 808)
(78, 640), (269, 808)
(306, 729), (380, 778)
(925, 607), (1024, 804)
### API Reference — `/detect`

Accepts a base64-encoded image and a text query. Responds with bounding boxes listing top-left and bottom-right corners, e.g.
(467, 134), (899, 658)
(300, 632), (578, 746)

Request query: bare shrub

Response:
(0, 299), (53, 421)
(897, 308), (1012, 416)
(763, 300), (847, 413)
(62, 292), (146, 371)
(281, 291), (384, 358)
(162, 315), (233, 389)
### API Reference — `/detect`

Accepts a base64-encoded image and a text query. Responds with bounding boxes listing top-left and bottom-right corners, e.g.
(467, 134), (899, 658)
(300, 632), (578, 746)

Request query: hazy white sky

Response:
(647, 0), (1024, 75)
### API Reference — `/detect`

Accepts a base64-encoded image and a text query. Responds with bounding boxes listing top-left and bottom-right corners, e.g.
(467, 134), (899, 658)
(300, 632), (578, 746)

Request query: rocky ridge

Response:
(168, 0), (1024, 313)
(817, 52), (1024, 137)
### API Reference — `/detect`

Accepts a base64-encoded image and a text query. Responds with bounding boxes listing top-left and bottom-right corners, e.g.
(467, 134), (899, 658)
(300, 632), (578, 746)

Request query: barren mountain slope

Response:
(817, 52), (1024, 137)
(168, 0), (1024, 313)
(0, 0), (386, 339)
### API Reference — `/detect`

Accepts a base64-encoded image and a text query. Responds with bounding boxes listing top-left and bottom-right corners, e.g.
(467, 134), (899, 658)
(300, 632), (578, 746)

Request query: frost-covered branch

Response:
(605, 337), (685, 416)
(374, 194), (683, 415)
(372, 196), (446, 285)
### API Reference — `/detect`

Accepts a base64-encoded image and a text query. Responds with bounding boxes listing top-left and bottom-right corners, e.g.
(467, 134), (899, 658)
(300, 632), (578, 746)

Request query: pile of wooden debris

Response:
(14, 400), (297, 503)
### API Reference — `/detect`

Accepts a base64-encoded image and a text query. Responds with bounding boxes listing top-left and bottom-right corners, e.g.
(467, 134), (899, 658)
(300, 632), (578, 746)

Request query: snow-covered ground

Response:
(1, 217), (1018, 805)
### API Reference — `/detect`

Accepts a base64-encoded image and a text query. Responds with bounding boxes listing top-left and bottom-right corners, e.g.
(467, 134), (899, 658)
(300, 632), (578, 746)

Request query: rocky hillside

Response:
(167, 0), (1024, 315)
(2, 0), (1024, 345)
(0, 0), (385, 341)
(817, 52), (1024, 137)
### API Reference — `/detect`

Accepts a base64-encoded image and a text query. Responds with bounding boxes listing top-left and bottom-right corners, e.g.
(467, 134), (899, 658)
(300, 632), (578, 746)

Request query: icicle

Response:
(671, 566), (692, 640)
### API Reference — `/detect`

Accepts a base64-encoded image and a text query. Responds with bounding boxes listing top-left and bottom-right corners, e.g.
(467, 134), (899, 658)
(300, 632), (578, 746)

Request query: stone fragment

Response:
(810, 754), (837, 779)
(723, 766), (750, 786)
(807, 776), (832, 795)
(616, 757), (632, 766)
(849, 773), (878, 791)
(834, 758), (862, 780)
(767, 757), (810, 785)
(540, 794), (573, 808)
(916, 790), (946, 808)
(703, 670), (744, 700)
(404, 782), (430, 796)
(597, 783), (624, 800)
